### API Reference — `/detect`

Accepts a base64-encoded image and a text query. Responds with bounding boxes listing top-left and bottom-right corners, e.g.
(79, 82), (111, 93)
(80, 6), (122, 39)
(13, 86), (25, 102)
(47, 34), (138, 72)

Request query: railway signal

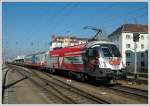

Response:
(133, 33), (140, 82)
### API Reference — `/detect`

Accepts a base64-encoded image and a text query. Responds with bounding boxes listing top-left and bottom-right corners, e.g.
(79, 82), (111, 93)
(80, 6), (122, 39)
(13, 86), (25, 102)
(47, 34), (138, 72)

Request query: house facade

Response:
(108, 24), (148, 73)
(49, 35), (88, 50)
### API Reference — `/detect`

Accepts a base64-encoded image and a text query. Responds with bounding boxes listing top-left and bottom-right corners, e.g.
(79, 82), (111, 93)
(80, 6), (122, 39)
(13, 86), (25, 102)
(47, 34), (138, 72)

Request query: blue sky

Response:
(2, 2), (148, 59)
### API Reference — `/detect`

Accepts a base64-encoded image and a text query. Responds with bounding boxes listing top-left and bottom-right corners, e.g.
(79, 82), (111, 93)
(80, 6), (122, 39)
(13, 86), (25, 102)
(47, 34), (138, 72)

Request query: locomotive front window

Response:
(109, 45), (121, 57)
(101, 47), (112, 57)
(100, 44), (121, 57)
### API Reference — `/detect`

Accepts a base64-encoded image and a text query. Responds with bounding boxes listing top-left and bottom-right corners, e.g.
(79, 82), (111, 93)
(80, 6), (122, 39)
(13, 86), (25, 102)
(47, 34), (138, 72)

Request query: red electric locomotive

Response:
(46, 41), (126, 83)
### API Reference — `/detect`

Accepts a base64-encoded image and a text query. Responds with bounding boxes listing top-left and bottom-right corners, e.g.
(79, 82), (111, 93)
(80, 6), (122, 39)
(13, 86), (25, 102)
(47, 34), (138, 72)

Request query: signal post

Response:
(133, 33), (140, 82)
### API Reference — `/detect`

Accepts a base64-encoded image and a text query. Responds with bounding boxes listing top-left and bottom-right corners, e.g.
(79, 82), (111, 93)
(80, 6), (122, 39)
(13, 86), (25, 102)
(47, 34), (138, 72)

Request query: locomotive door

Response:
(83, 47), (100, 72)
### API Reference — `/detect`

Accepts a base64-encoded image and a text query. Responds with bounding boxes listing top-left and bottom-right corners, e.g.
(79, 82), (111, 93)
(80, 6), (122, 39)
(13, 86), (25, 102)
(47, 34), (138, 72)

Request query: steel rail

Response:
(2, 64), (13, 104)
(14, 68), (74, 104)
(12, 64), (111, 104)
(111, 85), (148, 98)
(41, 72), (111, 104)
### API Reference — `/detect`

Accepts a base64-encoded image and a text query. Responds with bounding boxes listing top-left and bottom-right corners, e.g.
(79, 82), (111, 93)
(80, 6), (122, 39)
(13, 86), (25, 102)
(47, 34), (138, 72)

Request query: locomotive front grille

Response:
(99, 68), (113, 76)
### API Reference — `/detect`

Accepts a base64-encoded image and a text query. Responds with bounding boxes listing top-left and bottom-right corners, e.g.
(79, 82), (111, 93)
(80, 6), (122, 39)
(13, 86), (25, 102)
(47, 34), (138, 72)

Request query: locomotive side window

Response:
(64, 56), (83, 64)
(88, 47), (100, 57)
(64, 57), (70, 63)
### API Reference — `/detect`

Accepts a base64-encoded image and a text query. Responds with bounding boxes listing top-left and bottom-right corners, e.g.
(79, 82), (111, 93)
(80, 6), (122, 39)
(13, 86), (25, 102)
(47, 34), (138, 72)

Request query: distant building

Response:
(108, 24), (148, 73)
(13, 55), (25, 63)
(49, 35), (88, 50)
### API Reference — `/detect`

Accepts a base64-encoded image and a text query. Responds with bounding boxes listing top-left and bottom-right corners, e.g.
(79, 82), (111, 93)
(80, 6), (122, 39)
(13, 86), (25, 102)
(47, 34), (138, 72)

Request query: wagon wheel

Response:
(49, 68), (55, 74)
(68, 72), (74, 80)
(80, 73), (88, 82)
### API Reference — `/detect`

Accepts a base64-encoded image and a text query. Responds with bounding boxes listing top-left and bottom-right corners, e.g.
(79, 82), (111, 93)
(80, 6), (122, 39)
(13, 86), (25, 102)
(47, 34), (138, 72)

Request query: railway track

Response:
(33, 71), (111, 104)
(110, 85), (148, 98)
(32, 69), (148, 104)
(14, 68), (74, 103)
(11, 65), (111, 104)
(41, 69), (148, 102)
(39, 68), (148, 100)
(2, 65), (12, 103)
(9, 64), (148, 104)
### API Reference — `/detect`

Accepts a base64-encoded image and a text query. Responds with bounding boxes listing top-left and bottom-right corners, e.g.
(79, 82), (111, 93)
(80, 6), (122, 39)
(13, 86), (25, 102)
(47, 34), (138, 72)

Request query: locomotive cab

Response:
(83, 42), (126, 82)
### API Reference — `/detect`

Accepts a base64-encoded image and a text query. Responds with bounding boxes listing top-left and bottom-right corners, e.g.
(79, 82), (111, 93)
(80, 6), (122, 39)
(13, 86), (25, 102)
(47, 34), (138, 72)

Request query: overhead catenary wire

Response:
(44, 3), (147, 36)
(53, 7), (145, 35)
(106, 13), (147, 30)
(49, 3), (80, 36)
(4, 3), (148, 59)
